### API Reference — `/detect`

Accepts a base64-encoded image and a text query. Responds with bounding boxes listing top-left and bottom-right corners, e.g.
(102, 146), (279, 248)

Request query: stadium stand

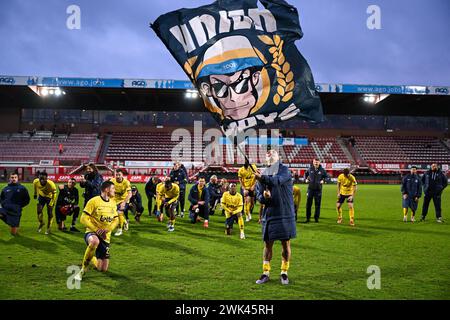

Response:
(0, 132), (100, 163)
(354, 136), (450, 164)
(105, 132), (352, 164)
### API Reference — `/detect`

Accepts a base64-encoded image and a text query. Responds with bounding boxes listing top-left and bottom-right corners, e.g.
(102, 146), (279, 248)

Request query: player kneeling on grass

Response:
(336, 168), (357, 226)
(74, 181), (119, 281)
(125, 185), (144, 222)
(188, 176), (210, 228)
(156, 177), (180, 232)
(401, 166), (422, 223)
(33, 172), (57, 234)
(55, 178), (80, 231)
(0, 173), (30, 235)
(221, 183), (245, 239)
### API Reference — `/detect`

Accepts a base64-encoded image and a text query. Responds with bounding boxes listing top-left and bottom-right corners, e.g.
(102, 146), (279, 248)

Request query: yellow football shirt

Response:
(111, 178), (131, 204)
(156, 182), (180, 203)
(83, 195), (118, 243)
(221, 191), (243, 218)
(337, 174), (357, 196)
(238, 164), (257, 189)
(33, 178), (57, 204)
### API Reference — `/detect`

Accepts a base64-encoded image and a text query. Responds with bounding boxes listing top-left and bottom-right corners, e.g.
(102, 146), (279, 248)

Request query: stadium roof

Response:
(0, 75), (449, 116)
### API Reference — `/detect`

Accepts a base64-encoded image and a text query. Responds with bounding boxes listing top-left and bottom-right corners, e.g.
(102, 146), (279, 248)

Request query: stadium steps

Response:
(97, 134), (112, 163)
(336, 137), (356, 164)
(89, 136), (103, 162)
(440, 139), (450, 153)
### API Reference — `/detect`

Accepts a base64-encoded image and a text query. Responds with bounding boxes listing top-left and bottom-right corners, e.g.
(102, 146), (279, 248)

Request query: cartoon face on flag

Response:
(151, 0), (323, 133)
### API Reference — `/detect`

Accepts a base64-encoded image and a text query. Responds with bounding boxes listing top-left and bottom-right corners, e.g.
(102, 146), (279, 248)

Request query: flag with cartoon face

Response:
(151, 0), (323, 134)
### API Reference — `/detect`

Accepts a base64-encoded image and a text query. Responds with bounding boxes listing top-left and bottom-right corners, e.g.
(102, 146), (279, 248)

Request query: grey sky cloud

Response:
(0, 0), (449, 85)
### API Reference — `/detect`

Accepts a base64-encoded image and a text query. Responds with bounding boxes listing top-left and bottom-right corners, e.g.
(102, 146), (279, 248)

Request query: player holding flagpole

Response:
(254, 150), (296, 285)
(74, 181), (119, 281)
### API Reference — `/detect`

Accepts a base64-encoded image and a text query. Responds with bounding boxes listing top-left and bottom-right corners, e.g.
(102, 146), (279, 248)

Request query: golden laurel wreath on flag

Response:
(258, 34), (295, 106)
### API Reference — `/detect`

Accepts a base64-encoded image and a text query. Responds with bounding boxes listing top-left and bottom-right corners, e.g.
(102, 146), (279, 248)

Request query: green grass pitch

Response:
(0, 183), (449, 300)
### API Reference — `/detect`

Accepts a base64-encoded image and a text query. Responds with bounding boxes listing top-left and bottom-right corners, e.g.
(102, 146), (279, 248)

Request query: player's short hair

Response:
(343, 168), (350, 175)
(116, 168), (126, 175)
(210, 175), (217, 180)
(229, 182), (236, 188)
(198, 176), (206, 181)
(10, 172), (18, 178)
(131, 185), (138, 191)
(101, 181), (114, 192)
(69, 178), (76, 183)
(411, 166), (417, 169)
(39, 172), (48, 177)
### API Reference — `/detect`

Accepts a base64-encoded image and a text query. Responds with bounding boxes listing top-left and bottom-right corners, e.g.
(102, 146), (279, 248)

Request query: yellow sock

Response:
(171, 219), (175, 226)
(337, 207), (343, 218)
(263, 261), (271, 275)
(118, 213), (125, 229)
(281, 260), (290, 274)
(238, 215), (244, 233)
(90, 256), (98, 269)
(403, 208), (408, 216)
(244, 201), (250, 217)
(82, 244), (97, 269)
(349, 207), (355, 220)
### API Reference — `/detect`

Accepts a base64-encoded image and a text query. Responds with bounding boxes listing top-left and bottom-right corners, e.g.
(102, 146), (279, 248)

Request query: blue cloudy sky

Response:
(0, 0), (449, 85)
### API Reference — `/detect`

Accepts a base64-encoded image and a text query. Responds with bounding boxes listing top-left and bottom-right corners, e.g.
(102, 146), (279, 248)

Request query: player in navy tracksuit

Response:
(255, 150), (296, 285)
(188, 176), (210, 228)
(401, 166), (422, 222)
(145, 176), (160, 217)
(0, 172), (30, 235)
(170, 162), (187, 217)
(421, 164), (448, 222)
(303, 159), (329, 223)
(125, 185), (145, 222)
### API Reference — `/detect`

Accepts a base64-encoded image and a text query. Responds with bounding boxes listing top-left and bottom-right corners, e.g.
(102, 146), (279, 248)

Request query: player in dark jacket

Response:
(170, 162), (187, 217)
(188, 176), (210, 228)
(421, 164), (448, 222)
(79, 163), (103, 207)
(207, 175), (222, 216)
(255, 150), (296, 286)
(303, 159), (329, 223)
(55, 178), (80, 231)
(145, 176), (160, 217)
(0, 172), (30, 235)
(401, 166), (422, 222)
(126, 185), (145, 222)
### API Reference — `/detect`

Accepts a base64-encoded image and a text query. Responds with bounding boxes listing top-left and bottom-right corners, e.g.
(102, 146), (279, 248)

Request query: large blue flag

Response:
(151, 0), (323, 134)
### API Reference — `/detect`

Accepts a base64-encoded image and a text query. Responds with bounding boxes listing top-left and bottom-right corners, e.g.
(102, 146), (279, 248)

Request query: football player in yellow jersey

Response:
(336, 168), (358, 226)
(111, 169), (131, 237)
(33, 172), (57, 234)
(238, 162), (257, 222)
(293, 185), (301, 222)
(156, 177), (180, 232)
(155, 179), (166, 221)
(74, 181), (119, 281)
(221, 183), (245, 239)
